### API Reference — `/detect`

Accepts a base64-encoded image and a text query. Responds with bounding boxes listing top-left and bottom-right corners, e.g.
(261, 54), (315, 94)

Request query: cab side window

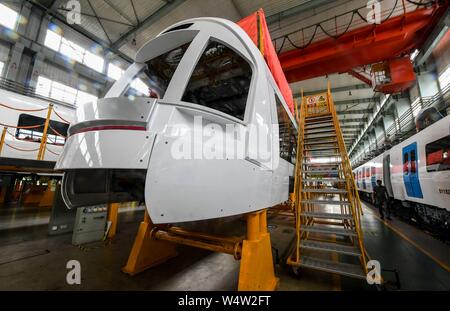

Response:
(275, 95), (297, 164)
(182, 40), (252, 120)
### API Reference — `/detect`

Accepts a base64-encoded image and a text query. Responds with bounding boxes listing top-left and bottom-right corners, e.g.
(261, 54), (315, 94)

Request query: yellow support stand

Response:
(238, 209), (279, 291)
(122, 212), (178, 275)
(122, 208), (278, 290)
(0, 126), (7, 156)
(106, 202), (120, 239)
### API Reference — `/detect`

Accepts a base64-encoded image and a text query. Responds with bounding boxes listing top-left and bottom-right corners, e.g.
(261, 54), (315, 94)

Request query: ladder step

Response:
(300, 240), (361, 256)
(305, 114), (332, 121)
(305, 128), (335, 134)
(304, 119), (333, 126)
(304, 169), (339, 174)
(301, 200), (350, 205)
(303, 178), (346, 182)
(305, 134), (337, 139)
(302, 188), (347, 194)
(298, 256), (366, 279)
(305, 122), (333, 129)
(302, 211), (352, 220)
(304, 154), (341, 158)
(304, 140), (337, 145)
(304, 161), (341, 165)
(301, 225), (357, 237)
(304, 146), (339, 152)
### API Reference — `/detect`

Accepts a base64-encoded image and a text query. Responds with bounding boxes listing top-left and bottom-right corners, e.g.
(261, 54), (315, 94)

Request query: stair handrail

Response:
(327, 81), (368, 273)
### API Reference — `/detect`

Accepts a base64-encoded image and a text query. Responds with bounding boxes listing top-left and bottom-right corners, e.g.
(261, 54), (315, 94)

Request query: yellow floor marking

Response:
(364, 206), (450, 273)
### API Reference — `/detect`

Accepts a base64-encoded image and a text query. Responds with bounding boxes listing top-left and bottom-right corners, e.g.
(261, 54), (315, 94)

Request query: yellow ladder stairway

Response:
(287, 83), (367, 279)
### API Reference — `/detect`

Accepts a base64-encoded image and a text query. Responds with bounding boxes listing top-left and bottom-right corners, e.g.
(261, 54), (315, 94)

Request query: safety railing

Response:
(291, 91), (306, 263)
(352, 83), (449, 167)
(0, 101), (70, 160)
(0, 77), (75, 109)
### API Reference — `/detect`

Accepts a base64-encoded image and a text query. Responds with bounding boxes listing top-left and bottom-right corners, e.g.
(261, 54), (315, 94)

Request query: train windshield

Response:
(181, 40), (253, 121)
(123, 42), (191, 99)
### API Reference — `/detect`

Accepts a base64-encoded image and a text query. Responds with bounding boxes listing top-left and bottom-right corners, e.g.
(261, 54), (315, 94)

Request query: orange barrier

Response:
(0, 102), (47, 112)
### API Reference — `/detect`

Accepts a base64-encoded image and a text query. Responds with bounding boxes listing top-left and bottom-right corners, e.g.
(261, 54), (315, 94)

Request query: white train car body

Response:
(55, 18), (297, 224)
(389, 114), (450, 209)
(354, 114), (450, 236)
(0, 88), (74, 162)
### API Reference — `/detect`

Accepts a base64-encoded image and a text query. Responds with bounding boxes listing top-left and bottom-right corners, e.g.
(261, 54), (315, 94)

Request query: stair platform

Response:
(301, 225), (357, 237)
(300, 240), (361, 256)
(297, 256), (366, 279)
(302, 211), (352, 220)
(301, 200), (350, 206)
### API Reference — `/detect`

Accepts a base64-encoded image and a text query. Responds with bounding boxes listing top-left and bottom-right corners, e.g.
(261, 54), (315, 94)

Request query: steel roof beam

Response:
(266, 0), (334, 25)
(295, 84), (370, 97)
(335, 109), (372, 114)
(339, 117), (368, 123)
(26, 0), (133, 62)
(334, 97), (379, 106)
(111, 0), (186, 50)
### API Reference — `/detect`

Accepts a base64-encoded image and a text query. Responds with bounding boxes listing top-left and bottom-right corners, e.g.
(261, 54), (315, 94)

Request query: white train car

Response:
(0, 88), (75, 163)
(354, 114), (450, 238)
(56, 18), (298, 224)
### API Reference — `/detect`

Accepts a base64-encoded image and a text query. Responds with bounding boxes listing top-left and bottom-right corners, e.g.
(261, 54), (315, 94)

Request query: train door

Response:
(383, 154), (393, 197)
(402, 142), (423, 198)
(357, 169), (360, 188)
(362, 167), (367, 190)
(371, 166), (376, 189)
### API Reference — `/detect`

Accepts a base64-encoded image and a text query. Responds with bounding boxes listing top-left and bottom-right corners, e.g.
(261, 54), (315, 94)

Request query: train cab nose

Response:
(55, 96), (156, 208)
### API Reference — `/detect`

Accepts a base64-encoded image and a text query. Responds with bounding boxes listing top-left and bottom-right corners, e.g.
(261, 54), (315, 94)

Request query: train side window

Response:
(275, 95), (297, 164)
(410, 150), (416, 173)
(16, 114), (68, 145)
(181, 40), (252, 121)
(425, 135), (450, 172)
(403, 152), (409, 174)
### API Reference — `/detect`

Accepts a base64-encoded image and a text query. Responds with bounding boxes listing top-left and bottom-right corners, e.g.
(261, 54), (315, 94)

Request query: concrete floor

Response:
(0, 201), (448, 290)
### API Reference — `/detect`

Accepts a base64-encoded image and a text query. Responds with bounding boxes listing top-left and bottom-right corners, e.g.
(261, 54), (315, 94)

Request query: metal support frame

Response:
(123, 209), (278, 291)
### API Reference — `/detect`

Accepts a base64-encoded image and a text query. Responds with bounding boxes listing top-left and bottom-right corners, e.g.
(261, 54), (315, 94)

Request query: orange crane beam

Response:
(278, 4), (448, 83)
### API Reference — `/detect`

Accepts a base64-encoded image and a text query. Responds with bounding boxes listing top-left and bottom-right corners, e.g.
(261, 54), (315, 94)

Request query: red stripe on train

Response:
(70, 125), (146, 136)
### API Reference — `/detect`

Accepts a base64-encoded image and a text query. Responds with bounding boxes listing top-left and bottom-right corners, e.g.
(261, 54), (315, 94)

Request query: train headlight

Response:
(443, 151), (448, 159)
